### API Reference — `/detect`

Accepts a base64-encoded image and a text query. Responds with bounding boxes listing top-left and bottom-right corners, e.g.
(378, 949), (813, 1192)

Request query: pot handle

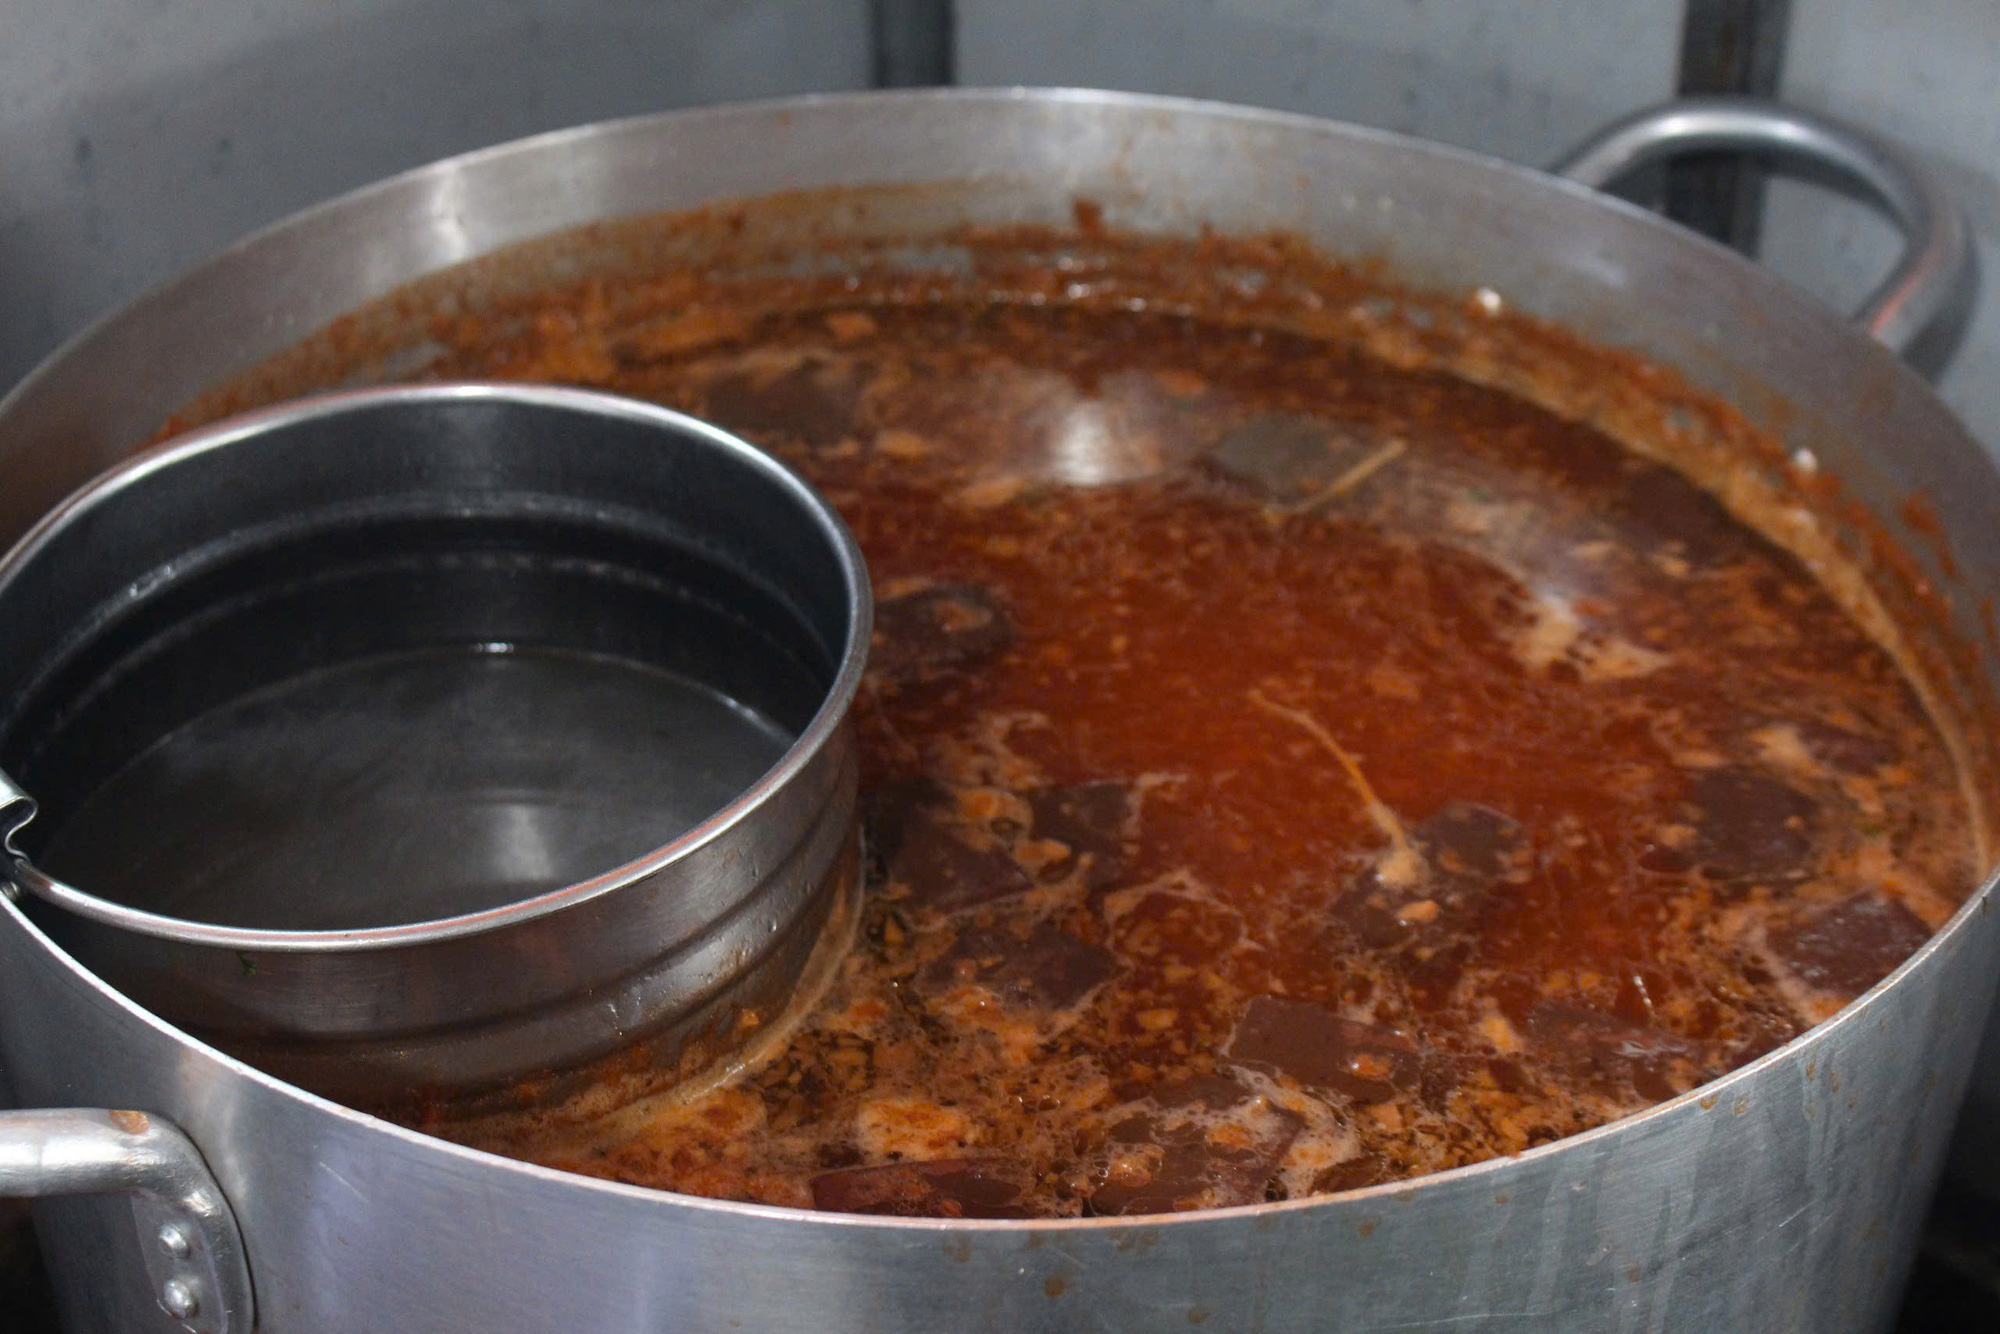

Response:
(0, 764), (31, 861)
(1549, 96), (1974, 360)
(0, 1107), (253, 1334)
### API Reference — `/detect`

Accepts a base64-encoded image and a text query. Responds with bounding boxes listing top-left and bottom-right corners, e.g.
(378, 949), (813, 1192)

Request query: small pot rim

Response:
(0, 380), (875, 956)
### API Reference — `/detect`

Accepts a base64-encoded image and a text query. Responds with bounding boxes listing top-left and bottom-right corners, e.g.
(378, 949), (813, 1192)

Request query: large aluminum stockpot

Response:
(2, 90), (1998, 1334)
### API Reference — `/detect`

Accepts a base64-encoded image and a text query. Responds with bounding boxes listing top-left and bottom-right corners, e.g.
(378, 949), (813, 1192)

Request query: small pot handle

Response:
(0, 1108), (254, 1334)
(0, 764), (32, 861)
(1549, 96), (1975, 360)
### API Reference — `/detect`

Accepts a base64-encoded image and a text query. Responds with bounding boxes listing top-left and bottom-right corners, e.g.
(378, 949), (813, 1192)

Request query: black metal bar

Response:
(1668, 0), (1794, 253)
(871, 0), (955, 88)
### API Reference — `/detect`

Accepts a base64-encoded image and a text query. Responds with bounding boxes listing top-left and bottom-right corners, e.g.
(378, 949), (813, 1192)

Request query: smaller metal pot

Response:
(0, 383), (871, 1106)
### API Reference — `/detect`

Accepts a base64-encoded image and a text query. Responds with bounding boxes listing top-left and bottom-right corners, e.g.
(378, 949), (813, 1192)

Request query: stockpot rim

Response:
(0, 379), (874, 954)
(2, 864), (1989, 1232)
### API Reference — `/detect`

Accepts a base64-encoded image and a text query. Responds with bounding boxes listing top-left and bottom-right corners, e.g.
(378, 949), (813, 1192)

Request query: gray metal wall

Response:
(1766, 0), (2000, 485)
(13, 0), (1993, 452)
(959, 0), (1682, 171)
(960, 0), (2000, 460)
(0, 0), (873, 390)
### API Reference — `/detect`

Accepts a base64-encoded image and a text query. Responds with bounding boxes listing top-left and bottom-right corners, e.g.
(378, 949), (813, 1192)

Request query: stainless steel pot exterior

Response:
(8, 877), (1998, 1332)
(2, 89), (1999, 1332)
(0, 1108), (252, 1334)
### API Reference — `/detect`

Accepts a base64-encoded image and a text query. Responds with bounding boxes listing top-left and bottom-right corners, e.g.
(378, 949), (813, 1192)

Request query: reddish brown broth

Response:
(404, 286), (1972, 1217)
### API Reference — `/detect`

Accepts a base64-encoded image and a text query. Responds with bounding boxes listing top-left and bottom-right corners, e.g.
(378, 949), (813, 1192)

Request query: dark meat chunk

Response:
(810, 1158), (1037, 1218)
(1149, 1072), (1259, 1112)
(882, 810), (1032, 914)
(871, 777), (1134, 910)
(1311, 1152), (1393, 1195)
(1111, 888), (1245, 962)
(1417, 1051), (1474, 1110)
(1688, 768), (1819, 882)
(1085, 1074), (1302, 1216)
(1399, 940), (1473, 1012)
(1337, 803), (1524, 949)
(871, 583), (1016, 683)
(1411, 1051), (1535, 1114)
(1027, 781), (1131, 889)
(1728, 1012), (1799, 1067)
(1526, 1004), (1707, 1104)
(1790, 720), (1898, 775)
(1227, 996), (1422, 1105)
(1204, 413), (1379, 506)
(917, 922), (1117, 1010)
(1089, 1131), (1293, 1215)
(1334, 870), (1409, 952)
(1610, 463), (1752, 566)
(704, 356), (865, 448)
(1419, 802), (1522, 880)
(864, 777), (952, 869)
(1332, 803), (1523, 1003)
(1637, 843), (1695, 875)
(1770, 893), (1933, 998)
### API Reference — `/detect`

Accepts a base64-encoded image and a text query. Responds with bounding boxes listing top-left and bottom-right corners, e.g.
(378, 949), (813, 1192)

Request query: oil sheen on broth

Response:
(405, 275), (1974, 1219)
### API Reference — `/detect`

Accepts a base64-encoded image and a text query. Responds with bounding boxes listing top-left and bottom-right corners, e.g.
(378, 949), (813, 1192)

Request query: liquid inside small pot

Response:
(10, 508), (826, 932)
(39, 645), (791, 930)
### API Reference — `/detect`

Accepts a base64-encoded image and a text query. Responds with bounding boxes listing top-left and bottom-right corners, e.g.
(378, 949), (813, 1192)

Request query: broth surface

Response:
(401, 278), (1973, 1217)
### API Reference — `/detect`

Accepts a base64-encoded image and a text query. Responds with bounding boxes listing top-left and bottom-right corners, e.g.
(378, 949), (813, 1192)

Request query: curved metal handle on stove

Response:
(1550, 96), (1975, 359)
(0, 765), (34, 865)
(0, 1108), (254, 1334)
